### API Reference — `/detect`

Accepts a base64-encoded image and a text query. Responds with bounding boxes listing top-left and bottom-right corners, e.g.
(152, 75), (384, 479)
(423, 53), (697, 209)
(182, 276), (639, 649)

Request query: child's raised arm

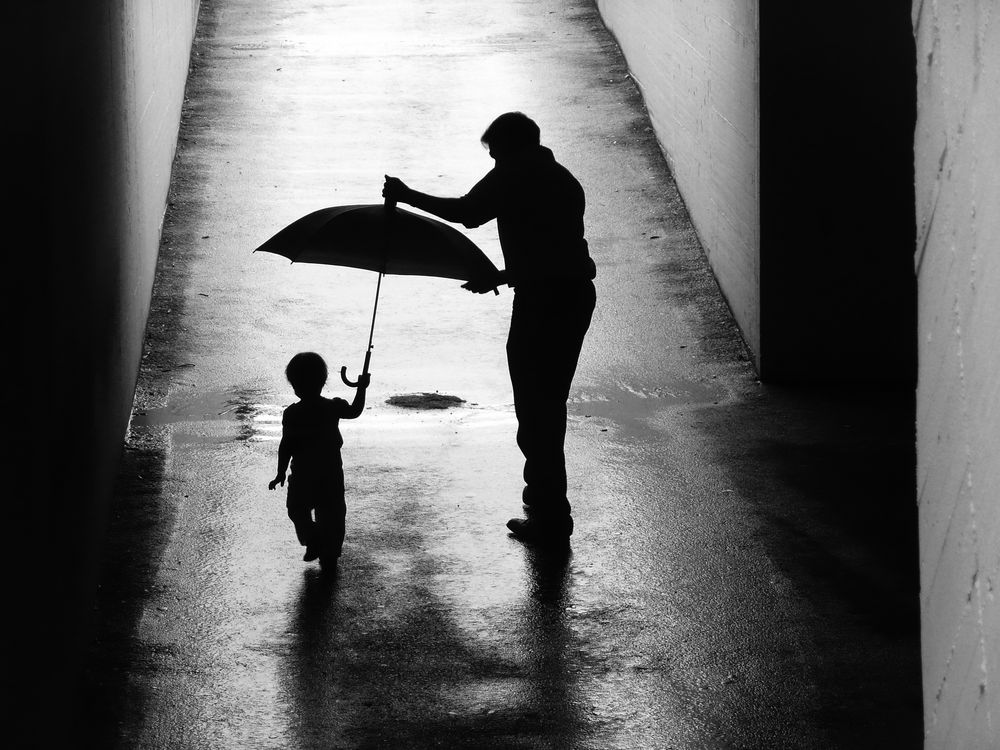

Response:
(342, 373), (370, 419)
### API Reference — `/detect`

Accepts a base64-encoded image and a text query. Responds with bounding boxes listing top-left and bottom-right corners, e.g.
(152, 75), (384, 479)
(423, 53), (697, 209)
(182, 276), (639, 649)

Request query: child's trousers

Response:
(286, 470), (346, 556)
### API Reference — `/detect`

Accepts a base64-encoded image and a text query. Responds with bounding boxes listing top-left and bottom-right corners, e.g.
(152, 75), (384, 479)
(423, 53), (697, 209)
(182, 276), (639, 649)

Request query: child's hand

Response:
(358, 373), (371, 389)
(268, 473), (286, 490)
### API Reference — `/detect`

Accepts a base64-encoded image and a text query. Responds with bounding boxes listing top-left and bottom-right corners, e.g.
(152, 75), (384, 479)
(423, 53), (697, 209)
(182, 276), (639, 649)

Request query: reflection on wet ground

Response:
(130, 388), (518, 444)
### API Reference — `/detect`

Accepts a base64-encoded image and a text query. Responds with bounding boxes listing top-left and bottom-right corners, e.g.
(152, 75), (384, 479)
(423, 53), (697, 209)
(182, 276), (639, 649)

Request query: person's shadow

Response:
(515, 543), (581, 747)
(284, 567), (343, 746)
(281, 545), (582, 748)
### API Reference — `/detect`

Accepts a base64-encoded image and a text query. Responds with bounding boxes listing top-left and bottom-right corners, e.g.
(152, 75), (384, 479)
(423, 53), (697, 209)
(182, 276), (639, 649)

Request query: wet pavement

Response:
(85, 0), (923, 748)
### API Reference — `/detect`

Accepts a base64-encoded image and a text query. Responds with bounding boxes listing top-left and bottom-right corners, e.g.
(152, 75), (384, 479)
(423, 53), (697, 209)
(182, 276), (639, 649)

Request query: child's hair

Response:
(285, 352), (328, 393)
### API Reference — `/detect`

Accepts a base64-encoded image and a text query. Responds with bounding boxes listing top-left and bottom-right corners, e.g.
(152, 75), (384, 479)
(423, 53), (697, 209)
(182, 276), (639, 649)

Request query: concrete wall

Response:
(913, 2), (1000, 746)
(595, 0), (761, 358)
(596, 1), (916, 383)
(6, 1), (199, 744)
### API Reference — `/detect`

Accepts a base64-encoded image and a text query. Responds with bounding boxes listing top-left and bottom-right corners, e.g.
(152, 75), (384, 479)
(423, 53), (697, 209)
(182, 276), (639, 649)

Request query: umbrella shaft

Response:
(367, 272), (382, 353)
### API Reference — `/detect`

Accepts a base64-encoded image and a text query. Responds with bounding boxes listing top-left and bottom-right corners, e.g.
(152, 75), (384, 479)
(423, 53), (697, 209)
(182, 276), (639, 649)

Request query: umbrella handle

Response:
(340, 349), (372, 388)
(340, 366), (359, 387)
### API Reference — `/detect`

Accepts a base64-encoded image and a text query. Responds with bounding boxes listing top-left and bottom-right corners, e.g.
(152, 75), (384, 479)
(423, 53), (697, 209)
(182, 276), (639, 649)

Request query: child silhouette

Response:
(269, 352), (370, 564)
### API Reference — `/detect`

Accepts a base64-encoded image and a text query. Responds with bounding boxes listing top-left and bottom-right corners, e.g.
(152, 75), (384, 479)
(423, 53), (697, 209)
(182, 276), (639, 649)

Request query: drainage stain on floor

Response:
(386, 393), (467, 410)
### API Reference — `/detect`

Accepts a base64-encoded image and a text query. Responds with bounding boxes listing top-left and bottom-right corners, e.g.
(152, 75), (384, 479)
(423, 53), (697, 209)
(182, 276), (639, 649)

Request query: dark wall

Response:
(5, 3), (197, 745)
(759, 1), (917, 383)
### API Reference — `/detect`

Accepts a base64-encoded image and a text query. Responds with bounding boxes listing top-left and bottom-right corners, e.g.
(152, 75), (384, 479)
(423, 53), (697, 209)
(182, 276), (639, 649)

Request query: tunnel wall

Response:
(913, 2), (1000, 746)
(7, 1), (200, 744)
(594, 0), (761, 360)
(595, 1), (916, 383)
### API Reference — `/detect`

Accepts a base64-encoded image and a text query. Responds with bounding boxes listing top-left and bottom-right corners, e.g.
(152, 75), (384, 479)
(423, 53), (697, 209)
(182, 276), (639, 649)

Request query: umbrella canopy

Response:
(253, 203), (499, 281)
(253, 201), (499, 386)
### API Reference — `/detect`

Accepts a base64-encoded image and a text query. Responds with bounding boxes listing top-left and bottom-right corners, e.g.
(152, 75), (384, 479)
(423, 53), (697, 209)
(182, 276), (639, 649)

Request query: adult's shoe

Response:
(506, 516), (573, 544)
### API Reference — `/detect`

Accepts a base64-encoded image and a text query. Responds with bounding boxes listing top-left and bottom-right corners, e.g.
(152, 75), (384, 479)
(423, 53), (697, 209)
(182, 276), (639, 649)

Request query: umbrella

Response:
(254, 199), (499, 385)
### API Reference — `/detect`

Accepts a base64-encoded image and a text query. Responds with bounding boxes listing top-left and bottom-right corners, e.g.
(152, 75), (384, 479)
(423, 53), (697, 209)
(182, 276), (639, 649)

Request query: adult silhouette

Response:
(384, 112), (596, 544)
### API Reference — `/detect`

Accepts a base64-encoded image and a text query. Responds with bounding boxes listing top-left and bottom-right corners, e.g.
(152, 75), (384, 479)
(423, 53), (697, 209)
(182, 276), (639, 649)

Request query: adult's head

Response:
(286, 351), (328, 397)
(481, 112), (540, 161)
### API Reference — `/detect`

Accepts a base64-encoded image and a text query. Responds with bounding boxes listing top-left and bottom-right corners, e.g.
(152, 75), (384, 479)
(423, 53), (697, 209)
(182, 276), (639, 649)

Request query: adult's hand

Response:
(382, 175), (411, 204)
(462, 270), (505, 294)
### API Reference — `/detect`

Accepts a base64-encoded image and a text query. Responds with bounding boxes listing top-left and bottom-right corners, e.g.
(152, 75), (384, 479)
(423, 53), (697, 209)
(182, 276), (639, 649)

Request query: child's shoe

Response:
(303, 546), (321, 562)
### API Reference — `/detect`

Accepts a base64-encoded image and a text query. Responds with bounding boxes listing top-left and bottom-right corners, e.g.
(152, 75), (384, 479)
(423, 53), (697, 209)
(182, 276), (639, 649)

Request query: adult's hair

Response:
(286, 351), (328, 392)
(480, 112), (540, 154)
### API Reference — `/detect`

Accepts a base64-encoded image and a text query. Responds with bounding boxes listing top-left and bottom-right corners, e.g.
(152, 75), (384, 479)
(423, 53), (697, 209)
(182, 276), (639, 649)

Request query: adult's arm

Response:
(383, 174), (508, 291)
(383, 174), (498, 229)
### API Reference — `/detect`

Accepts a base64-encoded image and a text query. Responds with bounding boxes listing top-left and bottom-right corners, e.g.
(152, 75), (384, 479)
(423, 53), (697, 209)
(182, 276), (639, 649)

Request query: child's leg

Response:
(314, 468), (346, 557)
(285, 476), (317, 547)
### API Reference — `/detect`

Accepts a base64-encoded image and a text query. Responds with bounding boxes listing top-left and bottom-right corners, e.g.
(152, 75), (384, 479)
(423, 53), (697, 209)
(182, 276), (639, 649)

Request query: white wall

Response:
(596, 0), (760, 358)
(914, 1), (1000, 746)
(595, 2), (916, 384)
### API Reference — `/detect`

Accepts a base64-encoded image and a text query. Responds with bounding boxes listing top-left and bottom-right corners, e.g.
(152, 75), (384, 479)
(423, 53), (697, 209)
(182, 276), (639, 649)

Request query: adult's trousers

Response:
(506, 278), (596, 519)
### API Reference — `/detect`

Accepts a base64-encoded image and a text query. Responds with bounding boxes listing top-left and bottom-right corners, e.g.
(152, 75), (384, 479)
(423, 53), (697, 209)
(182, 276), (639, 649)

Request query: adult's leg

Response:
(507, 280), (595, 524)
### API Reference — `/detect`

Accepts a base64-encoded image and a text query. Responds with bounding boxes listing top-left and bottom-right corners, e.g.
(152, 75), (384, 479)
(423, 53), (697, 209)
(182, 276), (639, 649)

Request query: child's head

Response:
(285, 352), (328, 397)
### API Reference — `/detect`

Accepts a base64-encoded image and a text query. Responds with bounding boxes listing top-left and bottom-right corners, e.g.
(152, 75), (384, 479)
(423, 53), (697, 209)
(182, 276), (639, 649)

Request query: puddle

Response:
(132, 392), (242, 426)
(131, 389), (282, 442)
(570, 378), (723, 422)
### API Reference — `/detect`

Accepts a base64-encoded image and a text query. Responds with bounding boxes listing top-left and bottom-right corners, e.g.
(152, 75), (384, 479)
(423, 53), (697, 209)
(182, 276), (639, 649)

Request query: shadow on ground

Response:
(691, 384), (922, 747)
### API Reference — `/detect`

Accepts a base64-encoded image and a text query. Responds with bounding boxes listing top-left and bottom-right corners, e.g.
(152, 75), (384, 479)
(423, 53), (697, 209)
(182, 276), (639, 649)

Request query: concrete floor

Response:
(84, 0), (923, 747)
